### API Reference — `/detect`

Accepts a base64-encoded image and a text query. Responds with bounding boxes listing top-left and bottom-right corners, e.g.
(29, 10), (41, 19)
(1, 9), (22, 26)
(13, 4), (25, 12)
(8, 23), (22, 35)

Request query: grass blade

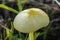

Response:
(17, 0), (23, 12)
(0, 4), (19, 14)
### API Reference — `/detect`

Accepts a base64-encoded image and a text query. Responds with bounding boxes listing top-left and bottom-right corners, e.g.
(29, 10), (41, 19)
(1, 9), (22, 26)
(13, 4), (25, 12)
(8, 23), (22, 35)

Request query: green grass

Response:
(0, 4), (19, 14)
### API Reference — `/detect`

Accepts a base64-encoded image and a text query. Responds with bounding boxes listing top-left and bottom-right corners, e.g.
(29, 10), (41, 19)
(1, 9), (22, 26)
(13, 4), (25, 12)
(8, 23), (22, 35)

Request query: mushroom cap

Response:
(14, 8), (49, 33)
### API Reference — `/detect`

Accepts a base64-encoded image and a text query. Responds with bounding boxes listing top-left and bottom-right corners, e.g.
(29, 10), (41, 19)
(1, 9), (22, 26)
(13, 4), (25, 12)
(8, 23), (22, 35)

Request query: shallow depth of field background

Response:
(0, 0), (60, 40)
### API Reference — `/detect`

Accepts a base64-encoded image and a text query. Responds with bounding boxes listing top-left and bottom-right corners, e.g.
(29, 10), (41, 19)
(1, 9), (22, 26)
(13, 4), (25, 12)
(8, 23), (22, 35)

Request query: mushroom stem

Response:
(29, 32), (34, 40)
